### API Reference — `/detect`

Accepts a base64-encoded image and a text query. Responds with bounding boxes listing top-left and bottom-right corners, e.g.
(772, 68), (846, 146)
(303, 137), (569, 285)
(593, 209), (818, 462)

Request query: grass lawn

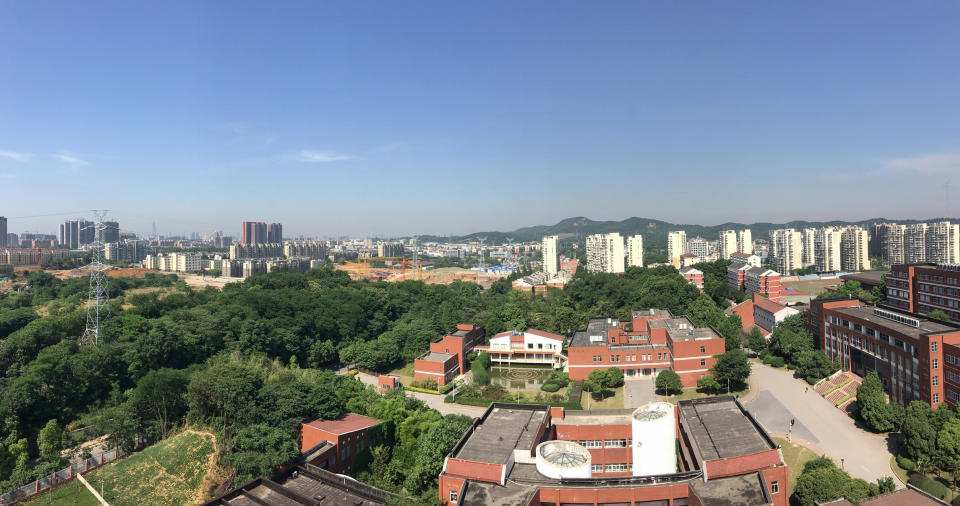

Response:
(661, 381), (750, 404)
(23, 479), (99, 506)
(82, 430), (217, 506)
(582, 387), (624, 410)
(774, 437), (818, 495)
(386, 362), (416, 386)
(783, 279), (840, 297)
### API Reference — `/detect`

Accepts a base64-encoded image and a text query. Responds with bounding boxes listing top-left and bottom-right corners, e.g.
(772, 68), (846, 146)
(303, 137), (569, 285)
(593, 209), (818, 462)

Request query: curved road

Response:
(742, 362), (897, 484)
(355, 372), (486, 417)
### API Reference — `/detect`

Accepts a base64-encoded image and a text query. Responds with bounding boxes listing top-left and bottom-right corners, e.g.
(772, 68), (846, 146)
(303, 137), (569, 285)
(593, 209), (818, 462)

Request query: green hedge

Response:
(406, 385), (442, 395)
(895, 454), (915, 471)
(908, 474), (948, 499)
(444, 396), (583, 410)
(541, 382), (561, 392)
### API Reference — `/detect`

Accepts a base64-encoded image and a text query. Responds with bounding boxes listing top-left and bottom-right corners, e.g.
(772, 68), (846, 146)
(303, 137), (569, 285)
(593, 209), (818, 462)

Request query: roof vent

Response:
(649, 309), (654, 315)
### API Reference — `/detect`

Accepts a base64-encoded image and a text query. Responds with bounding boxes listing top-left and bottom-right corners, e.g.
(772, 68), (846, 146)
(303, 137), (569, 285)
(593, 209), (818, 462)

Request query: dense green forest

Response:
(0, 262), (742, 501)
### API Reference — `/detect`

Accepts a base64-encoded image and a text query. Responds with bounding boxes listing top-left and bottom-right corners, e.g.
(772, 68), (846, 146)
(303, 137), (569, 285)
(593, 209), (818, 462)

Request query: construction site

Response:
(334, 258), (507, 288)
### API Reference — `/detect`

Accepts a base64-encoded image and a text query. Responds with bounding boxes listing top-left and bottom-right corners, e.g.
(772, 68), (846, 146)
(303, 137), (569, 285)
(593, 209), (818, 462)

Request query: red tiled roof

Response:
(304, 413), (379, 435)
(753, 294), (787, 315)
(525, 328), (565, 341)
(858, 488), (944, 506)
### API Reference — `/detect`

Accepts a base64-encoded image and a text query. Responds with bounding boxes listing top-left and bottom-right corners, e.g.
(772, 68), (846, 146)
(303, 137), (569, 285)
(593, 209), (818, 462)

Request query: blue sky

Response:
(1, 1), (958, 238)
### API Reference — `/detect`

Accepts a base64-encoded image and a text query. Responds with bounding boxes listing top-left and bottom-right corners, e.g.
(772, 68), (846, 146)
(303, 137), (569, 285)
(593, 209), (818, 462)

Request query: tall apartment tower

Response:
(802, 228), (817, 266)
(813, 227), (842, 272)
(241, 221), (268, 245)
(626, 234), (644, 268)
(667, 231), (687, 268)
(687, 237), (709, 259)
(882, 224), (906, 264)
(840, 226), (871, 271)
(267, 223), (283, 243)
(58, 220), (94, 249)
(905, 223), (928, 264)
(926, 221), (960, 264)
(718, 230), (737, 260)
(771, 228), (802, 274)
(585, 233), (625, 274)
(0, 216), (6, 248)
(541, 235), (560, 277)
(737, 229), (753, 255)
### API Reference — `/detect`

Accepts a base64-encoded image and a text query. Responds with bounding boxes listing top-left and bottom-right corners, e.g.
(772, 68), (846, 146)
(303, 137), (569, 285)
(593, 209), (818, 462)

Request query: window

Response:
(934, 359), (939, 370)
(611, 355), (616, 362)
(934, 376), (939, 387)
(700, 346), (705, 353)
(580, 440), (602, 448)
(933, 342), (939, 352)
(449, 491), (459, 502)
(538, 343), (543, 349)
(591, 464), (603, 473)
(604, 439), (627, 448)
(934, 393), (940, 403)
(605, 463), (628, 472)
(771, 481), (779, 494)
(700, 359), (706, 367)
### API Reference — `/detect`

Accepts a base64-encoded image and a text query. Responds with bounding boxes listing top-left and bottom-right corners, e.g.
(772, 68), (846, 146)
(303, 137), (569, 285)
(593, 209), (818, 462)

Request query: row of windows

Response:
(591, 463), (631, 472)
(525, 342), (558, 350)
(579, 439), (630, 448)
(919, 294), (960, 308)
(946, 370), (960, 385)
(919, 283), (960, 296)
(918, 273), (959, 284)
(590, 354), (669, 363)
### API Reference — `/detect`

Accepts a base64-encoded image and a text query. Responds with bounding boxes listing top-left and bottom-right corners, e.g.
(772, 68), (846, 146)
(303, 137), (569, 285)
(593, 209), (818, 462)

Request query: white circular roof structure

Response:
(536, 441), (592, 479)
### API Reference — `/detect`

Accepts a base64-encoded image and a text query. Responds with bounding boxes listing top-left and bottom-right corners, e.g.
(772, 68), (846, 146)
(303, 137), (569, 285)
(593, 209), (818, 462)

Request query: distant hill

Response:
(418, 216), (960, 251)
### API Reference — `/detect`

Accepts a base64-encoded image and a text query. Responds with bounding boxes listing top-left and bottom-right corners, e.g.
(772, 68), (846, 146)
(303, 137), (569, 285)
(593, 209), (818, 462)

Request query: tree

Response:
(795, 350), (840, 383)
(603, 367), (624, 388)
(403, 415), (472, 494)
(928, 309), (951, 322)
(697, 375), (721, 394)
(224, 424), (300, 483)
(37, 419), (63, 463)
(877, 476), (896, 494)
(937, 418), (960, 488)
(655, 370), (683, 395)
(747, 327), (766, 354)
(710, 349), (751, 390)
(856, 371), (902, 433)
(127, 368), (190, 439)
(902, 401), (935, 462)
(794, 465), (851, 506)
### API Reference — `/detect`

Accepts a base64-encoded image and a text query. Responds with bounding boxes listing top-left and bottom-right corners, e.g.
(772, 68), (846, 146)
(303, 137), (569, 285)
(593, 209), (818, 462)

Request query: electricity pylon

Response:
(80, 210), (111, 346)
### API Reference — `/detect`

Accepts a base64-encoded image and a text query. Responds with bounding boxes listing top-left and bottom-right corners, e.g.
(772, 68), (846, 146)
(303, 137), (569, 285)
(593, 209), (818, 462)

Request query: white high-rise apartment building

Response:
(687, 237), (709, 259)
(878, 223), (906, 264)
(542, 235), (560, 277)
(814, 227), (842, 272)
(667, 231), (687, 268)
(737, 229), (753, 255)
(586, 233), (625, 274)
(926, 221), (960, 264)
(771, 228), (802, 274)
(905, 223), (928, 264)
(840, 226), (871, 271)
(802, 228), (817, 266)
(626, 234), (644, 268)
(718, 230), (737, 259)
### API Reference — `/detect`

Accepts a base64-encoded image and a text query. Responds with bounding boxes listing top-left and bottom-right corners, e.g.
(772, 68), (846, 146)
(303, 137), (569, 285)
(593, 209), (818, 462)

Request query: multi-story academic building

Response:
(437, 398), (788, 505)
(413, 324), (485, 386)
(887, 264), (960, 322)
(566, 309), (725, 385)
(806, 298), (960, 408)
(476, 328), (567, 368)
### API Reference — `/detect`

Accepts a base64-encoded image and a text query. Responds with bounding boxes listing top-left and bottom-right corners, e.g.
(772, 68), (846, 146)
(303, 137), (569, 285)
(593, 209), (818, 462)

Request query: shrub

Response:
(541, 382), (561, 393)
(697, 375), (721, 394)
(582, 380), (599, 393)
(895, 454), (916, 471)
(655, 370), (683, 395)
(951, 495), (960, 506)
(908, 474), (948, 499)
(805, 376), (819, 385)
(410, 378), (438, 391)
(763, 355), (785, 368)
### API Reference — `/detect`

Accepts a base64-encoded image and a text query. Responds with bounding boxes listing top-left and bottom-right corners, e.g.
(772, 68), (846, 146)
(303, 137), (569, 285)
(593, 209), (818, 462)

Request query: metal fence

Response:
(0, 447), (120, 505)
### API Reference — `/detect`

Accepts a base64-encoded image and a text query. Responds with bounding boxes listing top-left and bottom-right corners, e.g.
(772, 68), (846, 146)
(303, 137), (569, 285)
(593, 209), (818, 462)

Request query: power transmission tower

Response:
(80, 210), (111, 346)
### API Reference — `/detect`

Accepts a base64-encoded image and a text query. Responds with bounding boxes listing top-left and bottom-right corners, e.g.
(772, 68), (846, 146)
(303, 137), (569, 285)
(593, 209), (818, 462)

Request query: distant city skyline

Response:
(2, 2), (958, 236)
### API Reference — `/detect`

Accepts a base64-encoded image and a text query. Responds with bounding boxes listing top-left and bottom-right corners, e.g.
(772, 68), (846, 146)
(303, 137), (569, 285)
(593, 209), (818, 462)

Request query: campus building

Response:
(805, 298), (960, 409)
(300, 413), (382, 474)
(413, 324), (484, 386)
(437, 398), (788, 505)
(887, 264), (960, 322)
(679, 266), (704, 291)
(744, 267), (782, 303)
(476, 329), (567, 368)
(730, 294), (800, 335)
(566, 310), (725, 385)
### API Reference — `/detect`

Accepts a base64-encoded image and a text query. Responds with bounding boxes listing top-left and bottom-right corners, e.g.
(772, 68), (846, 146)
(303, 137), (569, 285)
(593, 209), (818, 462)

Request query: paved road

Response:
(624, 377), (657, 409)
(355, 372), (486, 417)
(743, 362), (896, 483)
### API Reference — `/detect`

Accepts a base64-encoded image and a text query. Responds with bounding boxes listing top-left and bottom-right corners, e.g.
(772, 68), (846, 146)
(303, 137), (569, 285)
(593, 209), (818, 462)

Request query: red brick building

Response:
(414, 324), (484, 386)
(744, 267), (782, 303)
(887, 264), (960, 322)
(566, 309), (726, 386)
(438, 398), (788, 505)
(806, 298), (960, 408)
(680, 266), (704, 291)
(377, 374), (399, 393)
(300, 413), (380, 474)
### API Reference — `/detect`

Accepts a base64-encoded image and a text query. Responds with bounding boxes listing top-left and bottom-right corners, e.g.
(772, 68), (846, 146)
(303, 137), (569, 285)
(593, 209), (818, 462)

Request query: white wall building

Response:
(814, 227), (842, 272)
(771, 228), (802, 274)
(667, 231), (687, 268)
(801, 228), (817, 267)
(841, 226), (871, 271)
(586, 233), (625, 274)
(718, 230), (737, 260)
(482, 329), (567, 368)
(542, 235), (560, 277)
(737, 229), (753, 255)
(626, 234), (644, 268)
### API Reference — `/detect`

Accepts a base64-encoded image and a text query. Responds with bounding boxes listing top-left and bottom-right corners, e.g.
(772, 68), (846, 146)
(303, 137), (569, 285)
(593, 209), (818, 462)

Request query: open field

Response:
(334, 262), (505, 287)
(23, 479), (99, 506)
(782, 279), (840, 297)
(35, 430), (221, 506)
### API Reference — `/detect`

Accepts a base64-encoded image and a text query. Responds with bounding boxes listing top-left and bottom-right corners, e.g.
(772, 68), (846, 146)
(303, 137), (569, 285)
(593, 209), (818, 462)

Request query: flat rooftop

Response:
(450, 328), (472, 337)
(688, 472), (769, 506)
(559, 408), (634, 426)
(632, 308), (673, 319)
(649, 317), (721, 341)
(839, 271), (887, 285)
(205, 465), (393, 505)
(569, 317), (622, 347)
(679, 397), (773, 460)
(453, 406), (548, 465)
(832, 305), (958, 340)
(418, 351), (454, 363)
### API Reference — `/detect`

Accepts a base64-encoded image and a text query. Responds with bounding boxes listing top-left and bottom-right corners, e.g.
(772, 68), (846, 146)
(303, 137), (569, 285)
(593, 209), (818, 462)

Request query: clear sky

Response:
(1, 1), (958, 238)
